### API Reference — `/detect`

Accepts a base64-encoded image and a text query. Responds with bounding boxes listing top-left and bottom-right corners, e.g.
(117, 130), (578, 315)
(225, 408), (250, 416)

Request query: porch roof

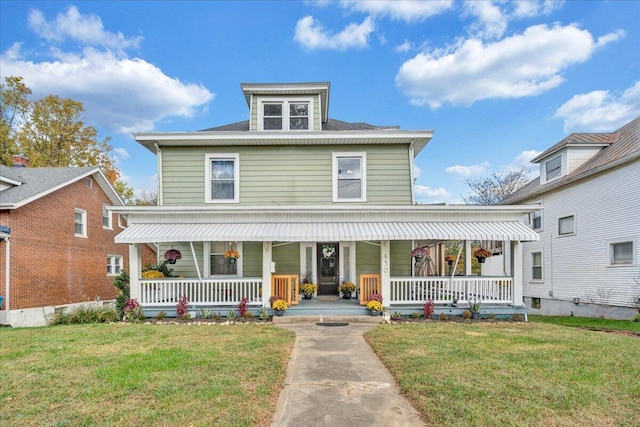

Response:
(115, 220), (538, 244)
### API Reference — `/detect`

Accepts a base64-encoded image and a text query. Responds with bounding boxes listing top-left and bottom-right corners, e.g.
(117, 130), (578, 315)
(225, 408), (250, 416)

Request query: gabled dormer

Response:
(241, 82), (329, 132)
(532, 132), (614, 184)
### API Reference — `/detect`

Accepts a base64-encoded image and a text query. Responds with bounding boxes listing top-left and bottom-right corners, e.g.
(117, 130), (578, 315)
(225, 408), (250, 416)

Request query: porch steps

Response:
(272, 314), (383, 325)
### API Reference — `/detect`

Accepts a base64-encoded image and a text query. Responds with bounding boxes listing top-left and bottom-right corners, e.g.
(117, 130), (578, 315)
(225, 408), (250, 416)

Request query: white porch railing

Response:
(390, 277), (513, 305)
(139, 278), (263, 306)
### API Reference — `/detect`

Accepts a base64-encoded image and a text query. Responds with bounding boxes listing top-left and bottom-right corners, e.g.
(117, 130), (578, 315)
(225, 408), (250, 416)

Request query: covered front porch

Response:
(113, 205), (537, 318)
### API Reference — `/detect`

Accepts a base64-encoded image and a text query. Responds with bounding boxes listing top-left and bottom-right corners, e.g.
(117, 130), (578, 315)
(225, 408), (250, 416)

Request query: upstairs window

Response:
(206, 154), (239, 203)
(259, 99), (312, 131)
(333, 153), (366, 202)
(558, 215), (575, 236)
(544, 155), (562, 181)
(102, 204), (112, 229)
(529, 210), (542, 231)
(75, 209), (87, 237)
(107, 255), (122, 276)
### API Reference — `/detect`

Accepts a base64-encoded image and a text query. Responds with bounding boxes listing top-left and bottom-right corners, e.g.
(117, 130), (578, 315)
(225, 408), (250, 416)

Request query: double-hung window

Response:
(260, 99), (312, 131)
(209, 242), (241, 276)
(102, 204), (112, 229)
(206, 154), (239, 203)
(531, 252), (543, 281)
(558, 215), (575, 236)
(107, 255), (123, 276)
(75, 209), (87, 237)
(544, 155), (562, 182)
(333, 153), (366, 202)
(530, 209), (542, 231)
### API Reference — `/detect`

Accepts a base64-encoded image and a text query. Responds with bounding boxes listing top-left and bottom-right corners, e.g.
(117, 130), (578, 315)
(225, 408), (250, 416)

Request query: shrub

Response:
(411, 312), (421, 319)
(462, 310), (472, 320)
(199, 308), (213, 319)
(113, 271), (130, 318)
(513, 313), (524, 322)
(123, 299), (144, 322)
(423, 299), (434, 319)
(245, 311), (254, 319)
(487, 312), (496, 320)
(143, 261), (174, 277)
(176, 295), (188, 318)
(182, 313), (192, 321)
(238, 297), (248, 317)
(438, 313), (448, 321)
(155, 311), (166, 320)
(227, 310), (237, 319)
(258, 308), (270, 320)
(50, 305), (119, 325)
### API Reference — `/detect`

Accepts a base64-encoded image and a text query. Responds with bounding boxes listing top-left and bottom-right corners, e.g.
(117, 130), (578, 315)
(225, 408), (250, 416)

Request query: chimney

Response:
(12, 154), (29, 168)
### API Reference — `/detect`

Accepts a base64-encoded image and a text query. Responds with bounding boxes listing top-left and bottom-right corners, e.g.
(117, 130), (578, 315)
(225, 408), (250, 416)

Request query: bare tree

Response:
(464, 168), (531, 205)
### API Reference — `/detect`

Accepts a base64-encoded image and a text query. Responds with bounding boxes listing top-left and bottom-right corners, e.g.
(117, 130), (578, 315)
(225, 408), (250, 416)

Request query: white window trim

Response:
(204, 241), (243, 277)
(107, 255), (123, 276)
(257, 97), (314, 131)
(117, 214), (126, 229)
(531, 251), (543, 282)
(205, 153), (240, 203)
(607, 238), (636, 267)
(557, 214), (576, 237)
(332, 152), (367, 202)
(102, 204), (112, 230)
(74, 208), (87, 238)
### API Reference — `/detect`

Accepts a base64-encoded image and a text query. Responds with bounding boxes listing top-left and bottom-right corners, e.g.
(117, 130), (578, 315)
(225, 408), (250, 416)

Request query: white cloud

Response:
(1, 7), (213, 134)
(294, 15), (375, 50)
(413, 165), (422, 179)
(112, 147), (130, 162)
(396, 23), (621, 108)
(395, 40), (412, 53)
(414, 185), (451, 200)
(340, 0), (452, 23)
(463, 0), (507, 39)
(507, 150), (540, 170)
(445, 162), (490, 177)
(28, 6), (141, 53)
(554, 81), (640, 132)
(512, 0), (564, 18)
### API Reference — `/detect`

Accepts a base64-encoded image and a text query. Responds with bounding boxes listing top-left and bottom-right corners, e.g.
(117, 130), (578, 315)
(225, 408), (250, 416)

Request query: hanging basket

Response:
(229, 258), (236, 265)
(476, 256), (486, 264)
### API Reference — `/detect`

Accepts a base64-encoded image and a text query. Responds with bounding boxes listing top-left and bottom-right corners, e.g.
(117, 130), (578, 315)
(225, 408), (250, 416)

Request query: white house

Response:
(503, 117), (640, 319)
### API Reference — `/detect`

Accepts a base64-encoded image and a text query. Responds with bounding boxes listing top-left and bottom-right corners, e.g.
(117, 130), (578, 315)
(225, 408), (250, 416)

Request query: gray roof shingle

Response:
(200, 118), (398, 132)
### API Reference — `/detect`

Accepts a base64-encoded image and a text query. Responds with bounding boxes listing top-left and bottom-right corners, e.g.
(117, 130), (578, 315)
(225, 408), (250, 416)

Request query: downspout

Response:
(3, 236), (10, 325)
(409, 141), (415, 203)
(154, 143), (163, 206)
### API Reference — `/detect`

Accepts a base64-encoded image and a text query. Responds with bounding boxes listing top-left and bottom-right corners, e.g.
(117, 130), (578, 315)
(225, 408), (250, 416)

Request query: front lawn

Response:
(0, 323), (295, 426)
(366, 322), (640, 427)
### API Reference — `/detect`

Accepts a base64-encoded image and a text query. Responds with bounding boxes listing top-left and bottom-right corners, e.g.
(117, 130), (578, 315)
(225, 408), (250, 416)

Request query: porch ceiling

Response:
(115, 221), (539, 244)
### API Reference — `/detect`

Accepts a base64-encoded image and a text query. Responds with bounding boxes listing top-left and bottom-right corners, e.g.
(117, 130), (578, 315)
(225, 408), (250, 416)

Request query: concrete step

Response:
(271, 314), (384, 324)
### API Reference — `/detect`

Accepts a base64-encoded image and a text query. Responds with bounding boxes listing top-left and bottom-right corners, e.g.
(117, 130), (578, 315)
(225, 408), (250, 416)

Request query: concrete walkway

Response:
(271, 316), (425, 427)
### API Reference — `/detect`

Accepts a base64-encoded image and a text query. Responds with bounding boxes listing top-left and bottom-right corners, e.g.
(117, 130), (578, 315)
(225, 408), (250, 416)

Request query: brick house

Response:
(0, 156), (151, 326)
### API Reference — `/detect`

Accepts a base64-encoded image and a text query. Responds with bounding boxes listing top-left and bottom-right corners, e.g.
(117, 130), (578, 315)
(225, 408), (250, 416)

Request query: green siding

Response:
(250, 96), (257, 131)
(243, 242), (263, 277)
(390, 241), (412, 276)
(272, 242), (300, 275)
(162, 144), (412, 205)
(156, 243), (202, 278)
(356, 241), (380, 277)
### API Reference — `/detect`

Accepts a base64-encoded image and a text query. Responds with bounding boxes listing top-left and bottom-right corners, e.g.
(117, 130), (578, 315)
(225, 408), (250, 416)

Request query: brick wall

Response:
(0, 174), (131, 310)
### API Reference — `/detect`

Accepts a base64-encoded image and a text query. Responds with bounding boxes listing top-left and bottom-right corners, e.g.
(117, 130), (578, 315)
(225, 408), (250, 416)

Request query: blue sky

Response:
(1, 1), (639, 203)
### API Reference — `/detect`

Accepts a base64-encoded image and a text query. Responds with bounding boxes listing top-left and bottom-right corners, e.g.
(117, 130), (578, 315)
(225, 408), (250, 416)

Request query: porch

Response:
(136, 275), (522, 318)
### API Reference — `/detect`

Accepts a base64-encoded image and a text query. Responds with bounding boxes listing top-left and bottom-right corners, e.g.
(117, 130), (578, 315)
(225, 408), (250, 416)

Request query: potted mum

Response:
(271, 298), (288, 316)
(164, 249), (182, 264)
(411, 246), (430, 261)
(224, 249), (240, 264)
(300, 282), (317, 299)
(366, 300), (383, 316)
(473, 248), (492, 264)
(337, 281), (356, 299)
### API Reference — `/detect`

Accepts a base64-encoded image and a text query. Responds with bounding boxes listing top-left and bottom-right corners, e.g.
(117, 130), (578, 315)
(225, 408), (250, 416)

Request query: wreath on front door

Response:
(322, 244), (335, 259)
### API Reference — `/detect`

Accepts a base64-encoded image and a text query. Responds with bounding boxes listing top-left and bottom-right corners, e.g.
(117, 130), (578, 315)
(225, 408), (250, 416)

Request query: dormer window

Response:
(259, 99), (312, 131)
(544, 155), (562, 182)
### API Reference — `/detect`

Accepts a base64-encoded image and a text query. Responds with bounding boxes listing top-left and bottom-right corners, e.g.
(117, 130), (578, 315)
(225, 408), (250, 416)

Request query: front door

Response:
(317, 243), (339, 295)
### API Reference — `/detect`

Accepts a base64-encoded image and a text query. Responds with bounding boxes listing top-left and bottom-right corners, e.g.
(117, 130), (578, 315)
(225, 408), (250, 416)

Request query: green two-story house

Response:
(113, 82), (538, 316)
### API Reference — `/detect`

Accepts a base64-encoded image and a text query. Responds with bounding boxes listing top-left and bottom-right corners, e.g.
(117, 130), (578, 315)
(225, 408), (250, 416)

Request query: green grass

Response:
(365, 322), (640, 427)
(0, 323), (295, 427)
(529, 315), (640, 332)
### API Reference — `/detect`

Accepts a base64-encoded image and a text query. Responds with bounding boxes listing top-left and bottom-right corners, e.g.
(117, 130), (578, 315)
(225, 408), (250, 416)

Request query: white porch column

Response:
(129, 244), (141, 300)
(262, 241), (272, 307)
(511, 241), (524, 307)
(380, 240), (391, 306)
